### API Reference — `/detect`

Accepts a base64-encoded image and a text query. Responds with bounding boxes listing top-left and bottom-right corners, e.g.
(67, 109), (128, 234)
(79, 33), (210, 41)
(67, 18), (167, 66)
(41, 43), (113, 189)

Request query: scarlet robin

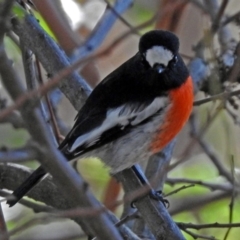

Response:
(7, 30), (194, 207)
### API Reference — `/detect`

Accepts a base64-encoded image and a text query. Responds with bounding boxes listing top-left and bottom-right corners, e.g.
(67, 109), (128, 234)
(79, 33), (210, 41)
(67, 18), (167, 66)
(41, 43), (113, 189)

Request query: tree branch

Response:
(72, 0), (134, 60)
(0, 43), (122, 239)
(0, 163), (139, 240)
(116, 169), (186, 240)
(12, 14), (91, 111)
(0, 146), (37, 162)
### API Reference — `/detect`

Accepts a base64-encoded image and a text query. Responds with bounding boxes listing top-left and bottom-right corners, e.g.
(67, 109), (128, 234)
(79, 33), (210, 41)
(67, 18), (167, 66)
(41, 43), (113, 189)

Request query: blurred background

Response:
(1, 0), (240, 239)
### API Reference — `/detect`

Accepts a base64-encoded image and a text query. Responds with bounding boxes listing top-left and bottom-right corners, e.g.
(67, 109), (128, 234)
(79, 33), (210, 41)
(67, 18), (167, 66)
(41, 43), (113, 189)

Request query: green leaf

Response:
(33, 11), (56, 40)
(12, 4), (25, 19)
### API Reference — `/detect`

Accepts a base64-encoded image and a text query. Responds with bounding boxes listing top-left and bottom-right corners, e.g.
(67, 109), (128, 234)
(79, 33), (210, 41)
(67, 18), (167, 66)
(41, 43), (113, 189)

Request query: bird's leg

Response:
(131, 165), (169, 208)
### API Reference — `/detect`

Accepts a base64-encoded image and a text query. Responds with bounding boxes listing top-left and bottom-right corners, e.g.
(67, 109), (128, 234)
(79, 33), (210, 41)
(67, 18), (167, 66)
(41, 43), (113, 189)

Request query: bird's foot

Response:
(149, 189), (169, 208)
(131, 189), (169, 208)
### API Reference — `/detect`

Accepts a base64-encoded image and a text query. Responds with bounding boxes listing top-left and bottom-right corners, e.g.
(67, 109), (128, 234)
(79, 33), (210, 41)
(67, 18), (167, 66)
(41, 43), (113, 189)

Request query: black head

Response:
(139, 30), (179, 73)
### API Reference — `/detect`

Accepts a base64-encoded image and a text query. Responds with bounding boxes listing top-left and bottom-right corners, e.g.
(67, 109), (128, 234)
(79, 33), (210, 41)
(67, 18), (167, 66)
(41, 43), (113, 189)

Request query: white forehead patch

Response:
(146, 46), (173, 67)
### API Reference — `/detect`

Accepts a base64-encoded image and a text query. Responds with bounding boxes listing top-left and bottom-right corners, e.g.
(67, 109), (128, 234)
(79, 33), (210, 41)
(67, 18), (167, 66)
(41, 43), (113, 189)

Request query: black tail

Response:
(7, 137), (81, 207)
(7, 166), (46, 207)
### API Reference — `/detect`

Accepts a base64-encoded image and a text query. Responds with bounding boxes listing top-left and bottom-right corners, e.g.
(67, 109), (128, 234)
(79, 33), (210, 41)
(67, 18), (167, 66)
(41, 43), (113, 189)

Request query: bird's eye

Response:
(169, 55), (178, 67)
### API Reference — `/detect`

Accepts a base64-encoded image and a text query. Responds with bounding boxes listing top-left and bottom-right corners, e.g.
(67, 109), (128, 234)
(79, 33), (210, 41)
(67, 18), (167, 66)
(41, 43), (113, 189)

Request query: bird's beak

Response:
(153, 63), (166, 74)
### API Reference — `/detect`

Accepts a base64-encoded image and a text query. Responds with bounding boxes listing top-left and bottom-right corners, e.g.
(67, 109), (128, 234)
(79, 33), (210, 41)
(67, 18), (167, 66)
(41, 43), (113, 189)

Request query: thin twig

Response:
(35, 59), (63, 144)
(104, 0), (140, 35)
(72, 0), (134, 60)
(166, 178), (234, 192)
(177, 222), (240, 229)
(115, 211), (139, 227)
(194, 89), (240, 106)
(164, 184), (195, 197)
(181, 228), (216, 240)
(190, 112), (233, 183)
(222, 11), (240, 26)
(169, 191), (231, 216)
(212, 0), (229, 32)
(223, 156), (236, 240)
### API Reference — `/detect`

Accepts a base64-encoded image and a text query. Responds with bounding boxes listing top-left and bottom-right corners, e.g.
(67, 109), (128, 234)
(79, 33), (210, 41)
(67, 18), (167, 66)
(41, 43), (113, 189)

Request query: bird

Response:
(7, 30), (194, 207)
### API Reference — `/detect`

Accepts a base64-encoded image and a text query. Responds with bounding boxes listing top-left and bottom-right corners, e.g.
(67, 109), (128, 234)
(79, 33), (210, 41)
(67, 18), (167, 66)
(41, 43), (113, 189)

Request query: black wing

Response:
(60, 96), (168, 159)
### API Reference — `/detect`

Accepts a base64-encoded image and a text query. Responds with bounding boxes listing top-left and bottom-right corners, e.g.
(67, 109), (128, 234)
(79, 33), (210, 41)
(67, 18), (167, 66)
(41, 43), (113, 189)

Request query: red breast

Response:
(150, 76), (194, 153)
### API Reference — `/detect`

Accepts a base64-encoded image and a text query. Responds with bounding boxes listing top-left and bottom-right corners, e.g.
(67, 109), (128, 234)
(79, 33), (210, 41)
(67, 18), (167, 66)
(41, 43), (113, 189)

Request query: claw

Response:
(130, 200), (136, 208)
(130, 189), (170, 208)
(149, 190), (170, 208)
